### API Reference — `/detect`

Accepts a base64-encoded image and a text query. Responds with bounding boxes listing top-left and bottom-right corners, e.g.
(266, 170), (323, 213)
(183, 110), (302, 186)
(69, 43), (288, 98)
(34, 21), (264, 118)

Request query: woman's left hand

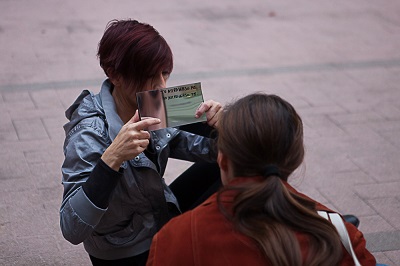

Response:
(195, 100), (223, 128)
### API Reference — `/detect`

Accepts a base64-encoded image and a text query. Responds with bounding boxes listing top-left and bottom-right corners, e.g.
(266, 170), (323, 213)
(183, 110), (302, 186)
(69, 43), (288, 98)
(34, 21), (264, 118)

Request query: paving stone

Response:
(0, 130), (18, 142)
(56, 86), (100, 110)
(0, 177), (36, 193)
(301, 114), (348, 137)
(378, 130), (400, 149)
(329, 111), (385, 126)
(367, 120), (400, 133)
(0, 111), (18, 141)
(305, 148), (360, 174)
(317, 185), (376, 216)
(290, 180), (332, 207)
(0, 255), (51, 266)
(367, 197), (400, 230)
(373, 103), (400, 120)
(334, 129), (399, 165)
(0, 152), (30, 180)
(6, 191), (56, 238)
(358, 215), (395, 235)
(8, 105), (65, 120)
(28, 162), (63, 190)
(372, 251), (396, 266)
(351, 154), (400, 183)
(365, 230), (400, 252)
(356, 182), (400, 200)
(384, 249), (400, 265)
(0, 204), (13, 243)
(345, 68), (400, 92)
(12, 118), (49, 141)
(0, 100), (35, 113)
(30, 89), (65, 109)
(42, 116), (68, 142)
(0, 139), (56, 155)
(24, 150), (63, 164)
(16, 235), (60, 255)
(303, 124), (320, 140)
(0, 239), (30, 260)
(2, 91), (32, 103)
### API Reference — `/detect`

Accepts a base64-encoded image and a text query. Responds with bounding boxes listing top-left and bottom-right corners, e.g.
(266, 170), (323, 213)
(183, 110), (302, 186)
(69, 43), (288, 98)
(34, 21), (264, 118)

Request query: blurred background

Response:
(0, 0), (399, 264)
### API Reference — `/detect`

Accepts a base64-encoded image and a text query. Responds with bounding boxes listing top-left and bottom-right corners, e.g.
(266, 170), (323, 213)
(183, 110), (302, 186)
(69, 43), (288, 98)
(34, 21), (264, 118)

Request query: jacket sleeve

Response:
(168, 130), (217, 162)
(341, 222), (376, 266)
(290, 185), (376, 265)
(60, 120), (110, 245)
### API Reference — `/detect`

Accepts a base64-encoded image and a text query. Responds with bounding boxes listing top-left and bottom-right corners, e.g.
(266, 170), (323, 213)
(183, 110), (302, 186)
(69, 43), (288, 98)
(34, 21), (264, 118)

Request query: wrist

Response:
(101, 150), (123, 171)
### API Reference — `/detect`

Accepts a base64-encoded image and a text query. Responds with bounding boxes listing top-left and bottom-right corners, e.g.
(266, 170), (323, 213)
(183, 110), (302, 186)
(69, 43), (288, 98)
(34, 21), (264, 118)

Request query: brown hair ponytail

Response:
(217, 93), (343, 265)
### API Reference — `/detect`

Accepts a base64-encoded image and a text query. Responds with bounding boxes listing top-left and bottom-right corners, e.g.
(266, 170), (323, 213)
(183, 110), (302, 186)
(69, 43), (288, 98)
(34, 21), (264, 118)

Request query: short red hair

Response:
(97, 19), (173, 90)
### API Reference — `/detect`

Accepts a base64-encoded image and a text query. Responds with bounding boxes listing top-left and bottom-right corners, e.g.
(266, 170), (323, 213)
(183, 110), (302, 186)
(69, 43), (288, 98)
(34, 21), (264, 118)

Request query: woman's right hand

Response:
(101, 110), (161, 171)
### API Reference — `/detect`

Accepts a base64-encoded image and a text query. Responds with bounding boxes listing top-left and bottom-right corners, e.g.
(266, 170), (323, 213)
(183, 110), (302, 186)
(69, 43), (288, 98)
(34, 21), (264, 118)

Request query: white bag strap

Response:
(317, 211), (361, 266)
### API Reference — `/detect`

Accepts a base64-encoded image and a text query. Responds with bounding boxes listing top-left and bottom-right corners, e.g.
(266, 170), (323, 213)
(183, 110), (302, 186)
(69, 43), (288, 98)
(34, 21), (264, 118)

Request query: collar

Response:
(99, 79), (124, 141)
(214, 176), (328, 212)
(214, 176), (296, 203)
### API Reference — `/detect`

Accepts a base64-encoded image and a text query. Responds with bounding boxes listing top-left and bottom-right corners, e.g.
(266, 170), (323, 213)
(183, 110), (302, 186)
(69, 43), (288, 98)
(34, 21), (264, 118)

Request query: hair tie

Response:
(263, 165), (281, 178)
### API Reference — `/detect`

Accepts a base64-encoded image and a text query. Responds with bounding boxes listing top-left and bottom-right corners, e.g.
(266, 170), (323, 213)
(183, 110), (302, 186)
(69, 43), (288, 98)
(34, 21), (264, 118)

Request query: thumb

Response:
(128, 110), (140, 124)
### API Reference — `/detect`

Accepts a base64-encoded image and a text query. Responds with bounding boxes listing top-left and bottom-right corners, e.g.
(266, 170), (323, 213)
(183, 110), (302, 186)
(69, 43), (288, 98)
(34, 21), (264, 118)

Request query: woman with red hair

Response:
(60, 19), (222, 265)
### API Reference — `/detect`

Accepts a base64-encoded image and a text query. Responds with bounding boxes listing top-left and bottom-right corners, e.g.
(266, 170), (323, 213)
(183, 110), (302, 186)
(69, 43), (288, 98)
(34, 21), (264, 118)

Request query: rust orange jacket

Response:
(147, 177), (376, 266)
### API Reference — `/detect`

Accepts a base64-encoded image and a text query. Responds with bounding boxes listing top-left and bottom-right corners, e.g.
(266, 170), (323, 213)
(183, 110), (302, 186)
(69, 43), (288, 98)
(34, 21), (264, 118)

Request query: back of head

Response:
(217, 93), (342, 265)
(97, 19), (173, 90)
(218, 93), (304, 179)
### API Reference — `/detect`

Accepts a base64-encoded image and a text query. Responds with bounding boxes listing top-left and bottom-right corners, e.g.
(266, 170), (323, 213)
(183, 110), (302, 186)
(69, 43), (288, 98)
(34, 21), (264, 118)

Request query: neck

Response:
(112, 85), (137, 124)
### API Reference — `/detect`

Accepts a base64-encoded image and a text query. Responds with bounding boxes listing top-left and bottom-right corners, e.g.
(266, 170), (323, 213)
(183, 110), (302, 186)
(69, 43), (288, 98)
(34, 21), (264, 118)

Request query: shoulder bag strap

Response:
(318, 211), (362, 266)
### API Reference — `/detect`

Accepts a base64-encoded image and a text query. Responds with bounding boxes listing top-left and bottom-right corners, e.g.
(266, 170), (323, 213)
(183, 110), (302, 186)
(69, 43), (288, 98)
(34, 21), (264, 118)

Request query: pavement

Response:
(0, 0), (399, 265)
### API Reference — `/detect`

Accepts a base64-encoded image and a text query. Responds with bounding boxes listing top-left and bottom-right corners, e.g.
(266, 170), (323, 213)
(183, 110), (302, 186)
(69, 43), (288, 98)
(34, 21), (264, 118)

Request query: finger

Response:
(206, 112), (218, 127)
(133, 138), (150, 148)
(206, 102), (222, 119)
(195, 101), (211, 118)
(127, 139), (149, 156)
(128, 110), (141, 124)
(207, 105), (223, 127)
(133, 130), (151, 140)
(134, 117), (161, 131)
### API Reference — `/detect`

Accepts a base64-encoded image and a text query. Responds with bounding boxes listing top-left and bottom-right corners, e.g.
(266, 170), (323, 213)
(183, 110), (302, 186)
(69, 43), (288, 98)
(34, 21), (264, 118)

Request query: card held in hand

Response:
(136, 82), (207, 131)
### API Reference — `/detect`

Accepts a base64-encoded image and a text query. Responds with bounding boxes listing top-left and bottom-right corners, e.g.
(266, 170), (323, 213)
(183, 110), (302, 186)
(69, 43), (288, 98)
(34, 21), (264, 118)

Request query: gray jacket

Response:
(60, 80), (216, 260)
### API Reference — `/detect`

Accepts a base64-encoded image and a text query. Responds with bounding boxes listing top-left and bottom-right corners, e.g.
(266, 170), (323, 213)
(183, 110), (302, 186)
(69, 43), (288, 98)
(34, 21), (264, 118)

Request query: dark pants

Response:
(89, 251), (149, 266)
(89, 162), (221, 266)
(169, 161), (221, 212)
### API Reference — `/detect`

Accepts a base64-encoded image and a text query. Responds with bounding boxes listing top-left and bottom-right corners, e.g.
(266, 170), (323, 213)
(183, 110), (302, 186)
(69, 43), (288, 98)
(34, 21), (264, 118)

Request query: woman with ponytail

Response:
(147, 93), (376, 266)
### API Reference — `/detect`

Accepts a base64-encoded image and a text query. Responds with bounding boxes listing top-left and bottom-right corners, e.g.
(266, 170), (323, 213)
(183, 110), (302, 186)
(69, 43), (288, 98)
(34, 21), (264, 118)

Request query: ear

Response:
(217, 151), (229, 172)
(107, 68), (122, 87)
